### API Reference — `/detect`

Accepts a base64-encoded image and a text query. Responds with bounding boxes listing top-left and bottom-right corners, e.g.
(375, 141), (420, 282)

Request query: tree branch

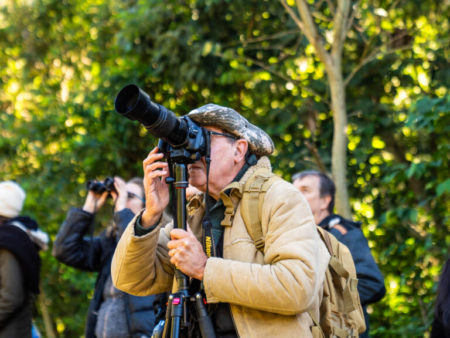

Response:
(344, 42), (414, 86)
(312, 11), (333, 23)
(305, 140), (328, 172)
(294, 0), (332, 70)
(241, 54), (329, 102)
(238, 29), (300, 46)
(345, 0), (360, 37)
(314, 0), (326, 11)
(332, 0), (351, 60)
(325, 0), (336, 15)
(214, 49), (328, 103)
(279, 0), (304, 32)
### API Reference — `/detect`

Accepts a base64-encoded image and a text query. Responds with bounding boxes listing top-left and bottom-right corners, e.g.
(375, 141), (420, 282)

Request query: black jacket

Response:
(53, 208), (156, 338)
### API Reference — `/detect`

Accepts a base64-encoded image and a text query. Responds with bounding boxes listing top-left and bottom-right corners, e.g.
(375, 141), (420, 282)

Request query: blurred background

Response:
(0, 0), (448, 336)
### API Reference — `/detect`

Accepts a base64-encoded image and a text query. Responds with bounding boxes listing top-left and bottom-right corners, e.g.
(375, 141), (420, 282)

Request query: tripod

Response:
(158, 159), (216, 338)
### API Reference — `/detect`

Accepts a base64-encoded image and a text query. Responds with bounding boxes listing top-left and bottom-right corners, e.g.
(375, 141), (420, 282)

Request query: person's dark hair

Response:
(292, 170), (335, 214)
(434, 258), (450, 333)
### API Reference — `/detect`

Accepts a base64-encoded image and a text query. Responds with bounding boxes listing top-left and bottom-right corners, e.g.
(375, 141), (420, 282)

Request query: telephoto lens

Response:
(115, 84), (209, 163)
(115, 84), (187, 147)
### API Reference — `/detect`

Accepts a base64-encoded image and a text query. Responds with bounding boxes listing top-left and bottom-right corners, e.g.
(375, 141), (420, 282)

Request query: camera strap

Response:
(201, 130), (216, 258)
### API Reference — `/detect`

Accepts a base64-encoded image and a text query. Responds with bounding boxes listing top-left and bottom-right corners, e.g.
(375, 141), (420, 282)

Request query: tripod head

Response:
(157, 117), (209, 165)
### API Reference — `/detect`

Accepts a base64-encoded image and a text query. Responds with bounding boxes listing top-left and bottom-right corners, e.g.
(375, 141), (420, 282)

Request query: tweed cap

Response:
(187, 104), (274, 157)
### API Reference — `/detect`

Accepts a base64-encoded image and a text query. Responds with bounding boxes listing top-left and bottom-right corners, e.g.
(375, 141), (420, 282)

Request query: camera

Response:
(114, 84), (207, 163)
(86, 177), (116, 194)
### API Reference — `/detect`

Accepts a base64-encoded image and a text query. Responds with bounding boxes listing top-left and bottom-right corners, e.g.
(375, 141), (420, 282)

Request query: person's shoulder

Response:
(265, 177), (309, 206)
(327, 214), (363, 237)
(267, 175), (301, 194)
(332, 224), (349, 236)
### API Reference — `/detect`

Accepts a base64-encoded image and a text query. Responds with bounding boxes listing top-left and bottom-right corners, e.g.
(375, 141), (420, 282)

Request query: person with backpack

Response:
(293, 171), (386, 337)
(111, 104), (331, 337)
(0, 181), (49, 338)
(53, 176), (158, 338)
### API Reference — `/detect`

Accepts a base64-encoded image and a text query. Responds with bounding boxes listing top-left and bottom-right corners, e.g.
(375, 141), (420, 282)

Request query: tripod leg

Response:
(162, 295), (173, 338)
(194, 293), (216, 338)
(170, 294), (185, 338)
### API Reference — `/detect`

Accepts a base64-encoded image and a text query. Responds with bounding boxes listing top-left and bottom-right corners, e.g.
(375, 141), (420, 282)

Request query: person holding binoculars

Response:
(53, 176), (158, 338)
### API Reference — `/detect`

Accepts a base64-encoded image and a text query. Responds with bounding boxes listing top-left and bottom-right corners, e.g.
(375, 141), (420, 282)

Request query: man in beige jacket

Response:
(111, 104), (329, 337)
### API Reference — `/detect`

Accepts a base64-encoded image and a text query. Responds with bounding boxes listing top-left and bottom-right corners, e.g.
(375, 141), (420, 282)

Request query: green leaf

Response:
(436, 179), (450, 197)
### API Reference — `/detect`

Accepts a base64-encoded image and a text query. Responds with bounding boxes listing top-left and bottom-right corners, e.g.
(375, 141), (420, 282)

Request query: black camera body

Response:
(114, 84), (207, 164)
(86, 177), (116, 194)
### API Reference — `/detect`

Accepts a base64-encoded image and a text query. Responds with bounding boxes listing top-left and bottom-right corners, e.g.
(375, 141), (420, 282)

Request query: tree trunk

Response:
(328, 66), (352, 218)
(282, 0), (352, 217)
(39, 291), (57, 338)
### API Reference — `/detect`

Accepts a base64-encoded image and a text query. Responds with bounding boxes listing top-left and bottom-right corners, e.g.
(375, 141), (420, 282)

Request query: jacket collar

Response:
(187, 156), (272, 225)
(319, 214), (362, 229)
(237, 156), (272, 187)
(188, 156), (272, 206)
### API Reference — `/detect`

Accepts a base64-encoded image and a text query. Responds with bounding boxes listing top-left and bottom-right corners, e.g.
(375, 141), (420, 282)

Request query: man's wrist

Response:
(141, 210), (162, 228)
(135, 212), (160, 236)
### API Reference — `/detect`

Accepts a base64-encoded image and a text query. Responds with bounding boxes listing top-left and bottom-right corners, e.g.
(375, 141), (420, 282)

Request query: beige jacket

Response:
(112, 157), (329, 337)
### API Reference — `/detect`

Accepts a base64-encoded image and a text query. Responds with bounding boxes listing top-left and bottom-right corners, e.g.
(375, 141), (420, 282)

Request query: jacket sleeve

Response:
(0, 249), (25, 327)
(126, 294), (157, 336)
(52, 208), (103, 272)
(111, 211), (175, 296)
(203, 180), (330, 315)
(336, 229), (386, 305)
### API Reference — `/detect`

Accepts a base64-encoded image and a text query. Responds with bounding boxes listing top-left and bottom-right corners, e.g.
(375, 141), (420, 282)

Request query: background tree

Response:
(280, 0), (353, 217)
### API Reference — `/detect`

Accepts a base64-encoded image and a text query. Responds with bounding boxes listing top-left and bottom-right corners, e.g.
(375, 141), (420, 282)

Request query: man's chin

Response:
(188, 177), (206, 192)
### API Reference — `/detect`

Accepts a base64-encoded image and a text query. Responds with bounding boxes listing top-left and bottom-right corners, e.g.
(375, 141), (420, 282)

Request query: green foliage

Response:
(0, 0), (448, 336)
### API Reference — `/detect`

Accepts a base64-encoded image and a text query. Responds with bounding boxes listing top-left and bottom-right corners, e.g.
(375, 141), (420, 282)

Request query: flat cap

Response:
(187, 104), (274, 157)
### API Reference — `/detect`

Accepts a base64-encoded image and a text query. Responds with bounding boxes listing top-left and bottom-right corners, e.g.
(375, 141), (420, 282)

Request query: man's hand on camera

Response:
(141, 147), (170, 228)
(112, 176), (128, 212)
(168, 227), (207, 280)
(82, 189), (109, 214)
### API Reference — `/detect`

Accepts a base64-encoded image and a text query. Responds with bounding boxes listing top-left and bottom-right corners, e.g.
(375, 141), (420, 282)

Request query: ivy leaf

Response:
(436, 178), (450, 197)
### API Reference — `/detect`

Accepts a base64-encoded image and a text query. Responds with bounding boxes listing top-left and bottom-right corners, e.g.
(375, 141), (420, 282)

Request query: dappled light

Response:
(0, 0), (448, 336)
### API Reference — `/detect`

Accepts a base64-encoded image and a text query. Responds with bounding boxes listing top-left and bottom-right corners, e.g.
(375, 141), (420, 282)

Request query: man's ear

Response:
(234, 139), (248, 163)
(320, 194), (332, 212)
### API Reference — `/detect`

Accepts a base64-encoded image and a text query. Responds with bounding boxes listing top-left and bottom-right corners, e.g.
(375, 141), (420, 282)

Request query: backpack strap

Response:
(316, 227), (334, 255)
(318, 229), (349, 278)
(317, 227), (358, 314)
(308, 310), (325, 338)
(218, 168), (279, 252)
(220, 182), (242, 227)
(240, 168), (280, 252)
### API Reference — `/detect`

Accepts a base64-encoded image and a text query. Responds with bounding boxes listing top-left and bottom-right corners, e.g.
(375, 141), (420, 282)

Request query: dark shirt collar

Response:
(319, 214), (362, 229)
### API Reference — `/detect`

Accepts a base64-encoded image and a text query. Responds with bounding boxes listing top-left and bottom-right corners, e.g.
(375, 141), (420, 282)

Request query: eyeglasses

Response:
(127, 191), (145, 203)
(208, 130), (239, 140)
